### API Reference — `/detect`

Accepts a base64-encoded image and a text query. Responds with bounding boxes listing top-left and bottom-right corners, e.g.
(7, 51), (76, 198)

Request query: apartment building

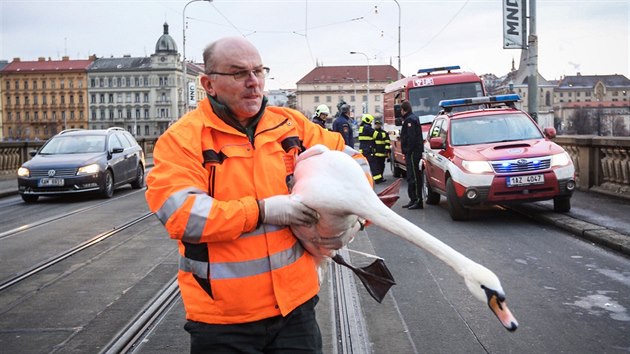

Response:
(296, 65), (400, 119)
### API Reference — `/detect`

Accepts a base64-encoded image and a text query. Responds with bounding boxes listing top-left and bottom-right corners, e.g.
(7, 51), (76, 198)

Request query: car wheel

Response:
(130, 165), (145, 189)
(101, 170), (114, 198)
(21, 194), (39, 203)
(422, 169), (441, 205)
(446, 177), (470, 221)
(553, 196), (571, 212)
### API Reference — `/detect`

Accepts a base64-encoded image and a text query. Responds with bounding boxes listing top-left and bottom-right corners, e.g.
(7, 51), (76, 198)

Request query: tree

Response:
(569, 108), (593, 135)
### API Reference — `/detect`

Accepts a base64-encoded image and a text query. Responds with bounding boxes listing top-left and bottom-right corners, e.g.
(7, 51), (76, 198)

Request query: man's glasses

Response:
(208, 67), (270, 81)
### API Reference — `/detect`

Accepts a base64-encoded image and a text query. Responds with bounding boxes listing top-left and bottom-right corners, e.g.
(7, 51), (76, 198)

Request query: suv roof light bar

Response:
(439, 94), (521, 112)
(417, 65), (461, 75)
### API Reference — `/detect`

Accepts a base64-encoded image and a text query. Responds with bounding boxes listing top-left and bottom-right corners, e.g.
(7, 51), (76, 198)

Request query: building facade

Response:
(1, 56), (94, 140)
(296, 65), (400, 119)
(1, 22), (204, 141)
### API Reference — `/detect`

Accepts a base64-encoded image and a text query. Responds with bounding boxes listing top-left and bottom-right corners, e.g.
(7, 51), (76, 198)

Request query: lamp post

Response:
(393, 0), (401, 80)
(349, 51), (370, 113)
(182, 0), (213, 113)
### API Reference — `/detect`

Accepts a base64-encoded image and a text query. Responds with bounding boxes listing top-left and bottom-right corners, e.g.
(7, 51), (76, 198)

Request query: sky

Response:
(1, 0), (628, 91)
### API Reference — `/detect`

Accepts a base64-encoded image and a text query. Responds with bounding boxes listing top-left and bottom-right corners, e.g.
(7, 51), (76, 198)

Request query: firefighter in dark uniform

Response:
(358, 114), (380, 183)
(400, 101), (424, 209)
(372, 119), (391, 184)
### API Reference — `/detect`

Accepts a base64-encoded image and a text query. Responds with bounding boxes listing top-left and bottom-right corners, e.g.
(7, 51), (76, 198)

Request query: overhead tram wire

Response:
(403, 0), (470, 58)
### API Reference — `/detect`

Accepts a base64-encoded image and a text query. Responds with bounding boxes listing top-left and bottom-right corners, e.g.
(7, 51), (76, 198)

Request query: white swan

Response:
(290, 145), (518, 331)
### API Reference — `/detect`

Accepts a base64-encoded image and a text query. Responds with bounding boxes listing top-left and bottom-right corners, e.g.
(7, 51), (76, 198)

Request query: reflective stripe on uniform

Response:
(179, 238), (305, 280)
(155, 187), (208, 225)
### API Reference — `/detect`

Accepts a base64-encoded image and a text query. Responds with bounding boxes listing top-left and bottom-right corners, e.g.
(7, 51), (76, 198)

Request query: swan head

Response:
(464, 265), (518, 332)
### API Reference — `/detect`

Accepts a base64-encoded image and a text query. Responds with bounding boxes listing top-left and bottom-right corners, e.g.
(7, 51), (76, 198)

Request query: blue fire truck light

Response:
(439, 94), (521, 108)
(417, 65), (461, 74)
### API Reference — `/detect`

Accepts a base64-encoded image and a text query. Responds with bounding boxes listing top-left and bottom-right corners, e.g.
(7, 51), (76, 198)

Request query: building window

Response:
(118, 109), (123, 119)
(136, 109), (141, 118)
(135, 93), (140, 103)
(100, 94), (105, 103)
(144, 109), (149, 118)
(23, 80), (28, 89)
(145, 125), (150, 136)
(314, 96), (319, 103)
(126, 78), (131, 87)
(109, 94), (114, 103)
(375, 95), (381, 102)
(126, 93), (131, 103)
(91, 94), (96, 104)
(326, 96), (331, 103)
(109, 110), (114, 120)
(100, 109), (105, 120)
(127, 109), (132, 119)
(135, 77), (140, 86)
(42, 80), (46, 89)
(144, 93), (149, 102)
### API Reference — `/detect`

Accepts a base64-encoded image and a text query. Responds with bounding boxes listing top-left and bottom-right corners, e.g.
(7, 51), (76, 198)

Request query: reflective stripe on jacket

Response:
(146, 99), (370, 324)
(374, 129), (391, 157)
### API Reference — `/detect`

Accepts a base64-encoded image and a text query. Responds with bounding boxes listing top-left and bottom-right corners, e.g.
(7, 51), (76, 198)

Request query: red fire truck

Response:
(383, 66), (486, 177)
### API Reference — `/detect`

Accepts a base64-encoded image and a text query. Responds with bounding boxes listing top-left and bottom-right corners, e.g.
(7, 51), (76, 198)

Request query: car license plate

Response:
(507, 174), (544, 187)
(38, 178), (64, 187)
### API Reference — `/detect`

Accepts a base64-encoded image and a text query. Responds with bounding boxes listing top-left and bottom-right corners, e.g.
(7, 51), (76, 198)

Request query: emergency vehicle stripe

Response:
(156, 187), (207, 225)
(238, 224), (285, 238)
(182, 196), (214, 243)
(179, 241), (305, 280)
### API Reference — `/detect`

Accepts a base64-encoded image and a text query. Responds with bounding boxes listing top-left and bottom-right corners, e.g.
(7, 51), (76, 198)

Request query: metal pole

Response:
(394, 0), (401, 80)
(182, 0), (213, 113)
(350, 51), (370, 113)
(527, 0), (538, 122)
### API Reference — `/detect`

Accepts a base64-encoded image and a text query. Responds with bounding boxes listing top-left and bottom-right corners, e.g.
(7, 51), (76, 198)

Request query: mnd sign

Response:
(503, 0), (525, 49)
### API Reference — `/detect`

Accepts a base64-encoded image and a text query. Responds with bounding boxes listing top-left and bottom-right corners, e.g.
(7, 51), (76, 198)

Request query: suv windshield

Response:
(450, 113), (543, 146)
(40, 135), (106, 154)
(408, 82), (484, 124)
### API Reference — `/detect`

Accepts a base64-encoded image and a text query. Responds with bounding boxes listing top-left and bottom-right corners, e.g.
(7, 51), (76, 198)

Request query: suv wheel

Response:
(446, 177), (470, 221)
(553, 196), (571, 212)
(422, 169), (440, 205)
(130, 165), (145, 189)
(101, 170), (114, 198)
(21, 194), (39, 203)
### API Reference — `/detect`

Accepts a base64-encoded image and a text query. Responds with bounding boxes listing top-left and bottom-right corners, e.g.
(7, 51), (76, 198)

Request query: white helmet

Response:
(315, 104), (330, 116)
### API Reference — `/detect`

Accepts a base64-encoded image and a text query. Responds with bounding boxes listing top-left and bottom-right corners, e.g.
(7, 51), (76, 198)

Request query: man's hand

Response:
(259, 195), (318, 226)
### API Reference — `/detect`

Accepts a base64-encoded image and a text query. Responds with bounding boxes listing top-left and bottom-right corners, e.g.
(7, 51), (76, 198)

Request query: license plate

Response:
(38, 178), (64, 187)
(507, 174), (544, 187)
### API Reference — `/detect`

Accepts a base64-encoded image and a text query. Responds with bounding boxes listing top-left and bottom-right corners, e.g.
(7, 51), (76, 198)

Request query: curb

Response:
(509, 203), (630, 257)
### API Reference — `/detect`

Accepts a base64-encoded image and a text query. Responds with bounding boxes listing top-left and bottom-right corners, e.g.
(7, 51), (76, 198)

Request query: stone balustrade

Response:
(1, 136), (629, 200)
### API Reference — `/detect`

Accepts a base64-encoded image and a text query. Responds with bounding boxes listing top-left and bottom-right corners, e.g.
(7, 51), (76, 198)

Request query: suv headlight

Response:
(18, 167), (30, 177)
(462, 160), (493, 174)
(550, 152), (571, 167)
(77, 164), (100, 175)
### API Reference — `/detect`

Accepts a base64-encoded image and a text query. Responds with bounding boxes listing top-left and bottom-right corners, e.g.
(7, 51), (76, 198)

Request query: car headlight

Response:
(77, 163), (100, 175)
(18, 167), (30, 177)
(462, 160), (493, 174)
(550, 152), (571, 167)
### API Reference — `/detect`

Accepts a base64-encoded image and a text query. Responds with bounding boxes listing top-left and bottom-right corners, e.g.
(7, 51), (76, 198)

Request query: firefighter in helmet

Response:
(312, 104), (330, 129)
(372, 119), (391, 184)
(358, 114), (379, 181)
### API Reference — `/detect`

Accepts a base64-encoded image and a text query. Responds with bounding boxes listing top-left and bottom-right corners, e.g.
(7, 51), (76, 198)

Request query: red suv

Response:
(421, 94), (575, 220)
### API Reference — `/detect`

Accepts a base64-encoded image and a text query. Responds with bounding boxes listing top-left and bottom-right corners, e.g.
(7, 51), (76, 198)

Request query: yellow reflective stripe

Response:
(178, 241), (305, 280)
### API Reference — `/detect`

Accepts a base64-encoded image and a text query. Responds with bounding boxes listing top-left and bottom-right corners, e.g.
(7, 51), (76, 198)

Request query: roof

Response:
(296, 65), (401, 85)
(1, 57), (94, 73)
(557, 74), (630, 89)
(88, 57), (153, 71)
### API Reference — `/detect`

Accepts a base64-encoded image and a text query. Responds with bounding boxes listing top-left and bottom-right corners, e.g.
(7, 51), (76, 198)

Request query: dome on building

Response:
(155, 22), (178, 54)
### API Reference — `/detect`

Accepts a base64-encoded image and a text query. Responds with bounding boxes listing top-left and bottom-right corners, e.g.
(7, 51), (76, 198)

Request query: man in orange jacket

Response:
(145, 37), (371, 353)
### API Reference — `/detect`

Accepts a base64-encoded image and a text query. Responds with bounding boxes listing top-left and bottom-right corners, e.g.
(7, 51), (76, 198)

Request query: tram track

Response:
(0, 212), (154, 292)
(0, 189), (146, 241)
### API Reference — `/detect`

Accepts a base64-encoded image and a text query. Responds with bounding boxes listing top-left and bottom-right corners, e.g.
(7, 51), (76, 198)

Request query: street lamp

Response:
(182, 0), (213, 113)
(349, 51), (370, 113)
(344, 77), (357, 99)
(393, 0), (401, 80)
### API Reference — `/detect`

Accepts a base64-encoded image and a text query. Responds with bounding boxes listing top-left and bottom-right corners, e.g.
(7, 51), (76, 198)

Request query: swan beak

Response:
(488, 293), (518, 332)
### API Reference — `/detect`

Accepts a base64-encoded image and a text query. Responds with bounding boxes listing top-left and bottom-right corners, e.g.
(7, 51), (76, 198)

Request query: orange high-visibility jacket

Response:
(146, 99), (371, 324)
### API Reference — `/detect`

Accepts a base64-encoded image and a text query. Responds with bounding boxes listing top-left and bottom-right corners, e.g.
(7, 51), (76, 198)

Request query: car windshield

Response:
(39, 135), (106, 154)
(407, 82), (484, 124)
(450, 113), (543, 146)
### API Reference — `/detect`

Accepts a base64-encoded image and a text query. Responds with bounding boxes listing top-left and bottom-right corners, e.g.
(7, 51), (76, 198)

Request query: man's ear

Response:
(201, 75), (216, 96)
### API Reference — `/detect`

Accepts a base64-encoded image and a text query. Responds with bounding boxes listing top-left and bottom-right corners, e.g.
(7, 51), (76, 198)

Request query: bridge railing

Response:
(1, 136), (629, 198)
(0, 139), (156, 178)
